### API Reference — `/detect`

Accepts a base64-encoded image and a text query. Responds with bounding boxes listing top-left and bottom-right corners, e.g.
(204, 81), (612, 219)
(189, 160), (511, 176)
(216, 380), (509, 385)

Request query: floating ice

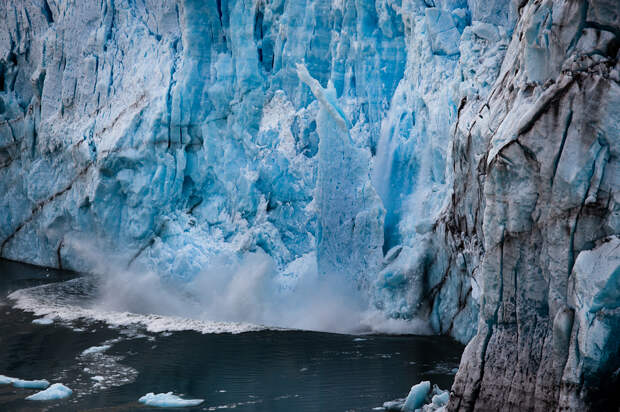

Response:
(0, 375), (50, 389)
(138, 392), (204, 408)
(32, 317), (54, 325)
(25, 383), (72, 401)
(81, 345), (111, 355)
(0, 375), (13, 385)
(403, 380), (431, 412)
(380, 382), (449, 412)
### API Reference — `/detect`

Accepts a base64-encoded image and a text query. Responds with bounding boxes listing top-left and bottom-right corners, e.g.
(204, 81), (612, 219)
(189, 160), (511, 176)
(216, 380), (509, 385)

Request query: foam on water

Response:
(8, 277), (267, 335)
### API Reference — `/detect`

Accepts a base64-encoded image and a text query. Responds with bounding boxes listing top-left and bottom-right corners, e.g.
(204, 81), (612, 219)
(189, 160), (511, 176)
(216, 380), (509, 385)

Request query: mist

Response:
(60, 234), (430, 335)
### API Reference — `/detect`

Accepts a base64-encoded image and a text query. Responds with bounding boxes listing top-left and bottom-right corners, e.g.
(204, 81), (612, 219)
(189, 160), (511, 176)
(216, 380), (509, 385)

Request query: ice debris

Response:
(138, 392), (205, 408)
(32, 317), (54, 325)
(380, 382), (449, 411)
(25, 383), (73, 401)
(403, 381), (431, 411)
(81, 345), (112, 355)
(0, 375), (49, 389)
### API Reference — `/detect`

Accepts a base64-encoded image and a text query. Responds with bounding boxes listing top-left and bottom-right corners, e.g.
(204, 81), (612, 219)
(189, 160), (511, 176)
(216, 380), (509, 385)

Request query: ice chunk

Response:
(138, 392), (204, 408)
(25, 383), (72, 400)
(403, 380), (431, 412)
(81, 345), (112, 355)
(0, 375), (50, 389)
(0, 376), (13, 385)
(425, 9), (461, 56)
(12, 379), (51, 389)
(296, 63), (385, 286)
(572, 236), (620, 314)
(32, 317), (54, 325)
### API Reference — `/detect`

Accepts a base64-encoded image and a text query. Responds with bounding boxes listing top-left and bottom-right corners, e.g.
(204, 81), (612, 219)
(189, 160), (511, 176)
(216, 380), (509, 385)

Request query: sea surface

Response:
(0, 259), (464, 411)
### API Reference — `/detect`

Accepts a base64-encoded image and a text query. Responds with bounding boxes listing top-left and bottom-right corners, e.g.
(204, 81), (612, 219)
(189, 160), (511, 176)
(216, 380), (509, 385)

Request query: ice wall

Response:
(0, 0), (515, 340)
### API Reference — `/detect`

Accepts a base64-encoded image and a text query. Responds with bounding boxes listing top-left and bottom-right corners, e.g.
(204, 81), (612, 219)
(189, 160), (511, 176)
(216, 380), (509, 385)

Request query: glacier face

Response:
(0, 0), (515, 340)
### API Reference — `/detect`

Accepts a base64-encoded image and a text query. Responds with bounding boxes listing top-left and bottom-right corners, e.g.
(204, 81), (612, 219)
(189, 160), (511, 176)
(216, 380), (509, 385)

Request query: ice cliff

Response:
(0, 0), (507, 341)
(0, 0), (618, 410)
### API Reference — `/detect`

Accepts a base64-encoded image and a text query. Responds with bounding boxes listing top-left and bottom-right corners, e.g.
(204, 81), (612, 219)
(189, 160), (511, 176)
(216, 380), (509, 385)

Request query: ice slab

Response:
(403, 380), (431, 411)
(138, 392), (204, 408)
(81, 345), (112, 355)
(25, 383), (72, 401)
(0, 375), (50, 389)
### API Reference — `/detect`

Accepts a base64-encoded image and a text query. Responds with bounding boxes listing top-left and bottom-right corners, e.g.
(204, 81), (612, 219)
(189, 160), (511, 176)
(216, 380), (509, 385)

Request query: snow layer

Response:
(138, 392), (204, 408)
(25, 383), (72, 401)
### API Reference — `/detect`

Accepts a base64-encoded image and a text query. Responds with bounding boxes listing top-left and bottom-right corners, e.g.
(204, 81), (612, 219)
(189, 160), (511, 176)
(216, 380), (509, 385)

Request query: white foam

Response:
(8, 277), (267, 335)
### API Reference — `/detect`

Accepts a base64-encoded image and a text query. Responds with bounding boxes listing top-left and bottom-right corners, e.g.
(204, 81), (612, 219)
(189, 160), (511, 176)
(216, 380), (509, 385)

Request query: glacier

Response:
(0, 0), (619, 410)
(0, 0), (513, 339)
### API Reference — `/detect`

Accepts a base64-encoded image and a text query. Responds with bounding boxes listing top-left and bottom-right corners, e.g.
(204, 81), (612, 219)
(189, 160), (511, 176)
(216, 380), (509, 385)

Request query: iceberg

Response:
(25, 383), (72, 401)
(138, 392), (204, 408)
(0, 375), (49, 389)
(403, 380), (431, 412)
(380, 382), (449, 412)
(81, 345), (112, 356)
(31, 317), (54, 325)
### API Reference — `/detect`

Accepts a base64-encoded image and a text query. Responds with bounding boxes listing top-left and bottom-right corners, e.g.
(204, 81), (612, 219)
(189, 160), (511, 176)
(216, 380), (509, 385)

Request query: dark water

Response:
(0, 259), (464, 412)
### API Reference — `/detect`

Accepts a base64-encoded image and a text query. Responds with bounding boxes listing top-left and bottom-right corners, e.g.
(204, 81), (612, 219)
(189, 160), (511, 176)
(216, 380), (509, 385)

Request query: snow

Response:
(25, 383), (72, 401)
(138, 392), (204, 408)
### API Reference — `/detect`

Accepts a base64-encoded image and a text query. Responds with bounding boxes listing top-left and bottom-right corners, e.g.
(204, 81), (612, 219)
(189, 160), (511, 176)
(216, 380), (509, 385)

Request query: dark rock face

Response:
(448, 1), (620, 410)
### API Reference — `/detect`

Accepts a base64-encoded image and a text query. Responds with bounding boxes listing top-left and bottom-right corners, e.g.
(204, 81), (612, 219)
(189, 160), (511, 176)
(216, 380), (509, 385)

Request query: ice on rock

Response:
(138, 392), (204, 408)
(26, 383), (72, 401)
(563, 236), (620, 386)
(571, 236), (620, 315)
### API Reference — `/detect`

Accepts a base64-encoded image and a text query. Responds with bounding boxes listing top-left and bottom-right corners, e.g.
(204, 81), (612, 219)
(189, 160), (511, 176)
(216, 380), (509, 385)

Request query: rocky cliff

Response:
(448, 0), (620, 410)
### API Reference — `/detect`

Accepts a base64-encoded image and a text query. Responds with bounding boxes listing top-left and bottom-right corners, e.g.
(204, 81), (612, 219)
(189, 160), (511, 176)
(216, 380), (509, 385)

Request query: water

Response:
(0, 259), (464, 411)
